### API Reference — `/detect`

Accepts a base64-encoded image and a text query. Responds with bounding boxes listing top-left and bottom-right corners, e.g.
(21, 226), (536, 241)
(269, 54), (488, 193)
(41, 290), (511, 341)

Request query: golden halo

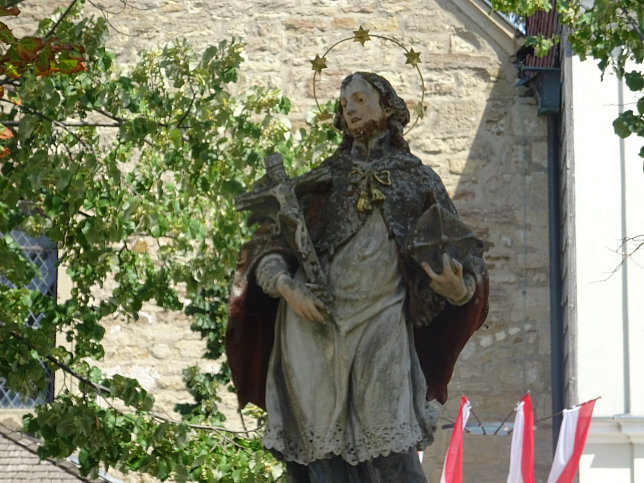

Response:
(310, 26), (426, 134)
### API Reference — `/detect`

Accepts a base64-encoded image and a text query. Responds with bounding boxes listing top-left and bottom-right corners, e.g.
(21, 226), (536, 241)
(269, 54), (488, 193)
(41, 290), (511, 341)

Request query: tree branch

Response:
(0, 98), (91, 149)
(619, 7), (644, 43)
(596, 235), (644, 281)
(1, 120), (120, 128)
(149, 412), (258, 452)
(40, 340), (265, 441)
(44, 0), (80, 40)
(60, 120), (121, 128)
(0, 321), (110, 395)
(94, 108), (125, 124)
(0, 78), (19, 86)
(150, 412), (262, 437)
(45, 354), (112, 394)
(87, 0), (128, 16)
(176, 91), (196, 129)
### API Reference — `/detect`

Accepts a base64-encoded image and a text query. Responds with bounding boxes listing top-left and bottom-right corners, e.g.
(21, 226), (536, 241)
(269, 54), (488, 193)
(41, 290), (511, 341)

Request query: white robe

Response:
(261, 210), (438, 465)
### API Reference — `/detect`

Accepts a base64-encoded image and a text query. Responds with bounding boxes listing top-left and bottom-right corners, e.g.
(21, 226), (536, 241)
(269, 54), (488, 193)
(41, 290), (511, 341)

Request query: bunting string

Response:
(439, 394), (599, 483)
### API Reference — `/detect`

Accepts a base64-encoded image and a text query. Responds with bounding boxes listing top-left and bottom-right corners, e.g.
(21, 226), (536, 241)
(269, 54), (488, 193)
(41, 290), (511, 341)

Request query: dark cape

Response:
(226, 142), (489, 408)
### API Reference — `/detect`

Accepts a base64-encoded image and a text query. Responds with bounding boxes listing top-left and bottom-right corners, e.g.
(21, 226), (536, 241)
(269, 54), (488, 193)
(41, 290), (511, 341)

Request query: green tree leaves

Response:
(492, 0), (644, 158)
(1, 3), (339, 481)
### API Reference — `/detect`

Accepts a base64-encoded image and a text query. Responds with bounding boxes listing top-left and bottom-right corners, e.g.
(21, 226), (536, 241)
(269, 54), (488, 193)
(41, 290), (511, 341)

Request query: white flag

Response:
(440, 395), (471, 483)
(547, 399), (596, 483)
(507, 393), (534, 483)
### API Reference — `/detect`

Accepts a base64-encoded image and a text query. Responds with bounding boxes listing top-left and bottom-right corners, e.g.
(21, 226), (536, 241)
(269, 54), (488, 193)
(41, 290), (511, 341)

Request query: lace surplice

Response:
(260, 211), (438, 465)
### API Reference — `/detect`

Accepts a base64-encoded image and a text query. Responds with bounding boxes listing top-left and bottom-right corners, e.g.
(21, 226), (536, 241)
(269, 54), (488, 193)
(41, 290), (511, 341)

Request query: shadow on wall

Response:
(585, 443), (632, 470)
(419, 1), (552, 482)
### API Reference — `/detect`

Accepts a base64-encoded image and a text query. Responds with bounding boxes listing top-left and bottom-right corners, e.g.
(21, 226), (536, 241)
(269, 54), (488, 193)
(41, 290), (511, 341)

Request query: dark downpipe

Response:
(547, 113), (564, 450)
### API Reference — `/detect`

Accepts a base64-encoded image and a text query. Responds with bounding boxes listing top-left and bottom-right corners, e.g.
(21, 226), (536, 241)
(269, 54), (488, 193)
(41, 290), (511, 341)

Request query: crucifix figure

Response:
(227, 72), (489, 482)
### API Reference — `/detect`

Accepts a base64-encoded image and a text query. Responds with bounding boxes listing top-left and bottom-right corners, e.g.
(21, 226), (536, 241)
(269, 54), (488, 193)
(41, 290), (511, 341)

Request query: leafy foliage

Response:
(0, 1), (340, 481)
(0, 2), (86, 158)
(492, 0), (644, 158)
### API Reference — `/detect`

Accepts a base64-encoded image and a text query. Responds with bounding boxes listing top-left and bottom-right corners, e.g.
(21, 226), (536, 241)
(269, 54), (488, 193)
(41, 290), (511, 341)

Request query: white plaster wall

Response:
(580, 442), (633, 482)
(571, 55), (644, 481)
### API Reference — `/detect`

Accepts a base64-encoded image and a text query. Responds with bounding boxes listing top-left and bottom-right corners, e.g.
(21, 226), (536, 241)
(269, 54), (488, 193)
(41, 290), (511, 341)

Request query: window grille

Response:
(0, 230), (57, 408)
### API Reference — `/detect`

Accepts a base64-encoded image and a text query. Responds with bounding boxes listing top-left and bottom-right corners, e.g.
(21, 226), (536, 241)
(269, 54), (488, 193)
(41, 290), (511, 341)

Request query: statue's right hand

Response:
(276, 274), (328, 324)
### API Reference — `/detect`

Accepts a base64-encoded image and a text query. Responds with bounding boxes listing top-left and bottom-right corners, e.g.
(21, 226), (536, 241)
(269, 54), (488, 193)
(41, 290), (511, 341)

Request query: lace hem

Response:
(263, 421), (433, 466)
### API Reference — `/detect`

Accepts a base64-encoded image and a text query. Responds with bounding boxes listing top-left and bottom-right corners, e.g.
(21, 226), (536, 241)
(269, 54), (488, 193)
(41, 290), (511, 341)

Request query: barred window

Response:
(0, 230), (57, 408)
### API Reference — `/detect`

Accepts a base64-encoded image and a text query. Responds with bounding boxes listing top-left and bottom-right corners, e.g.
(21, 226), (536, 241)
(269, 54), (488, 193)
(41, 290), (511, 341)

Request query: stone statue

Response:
(226, 72), (489, 482)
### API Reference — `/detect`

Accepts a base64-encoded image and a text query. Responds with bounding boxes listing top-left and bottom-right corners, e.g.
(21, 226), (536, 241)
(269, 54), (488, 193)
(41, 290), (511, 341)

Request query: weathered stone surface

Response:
(331, 17), (358, 29)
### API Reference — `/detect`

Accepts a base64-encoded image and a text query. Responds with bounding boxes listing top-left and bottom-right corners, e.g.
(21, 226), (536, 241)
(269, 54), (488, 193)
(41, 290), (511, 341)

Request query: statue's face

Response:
(340, 75), (388, 141)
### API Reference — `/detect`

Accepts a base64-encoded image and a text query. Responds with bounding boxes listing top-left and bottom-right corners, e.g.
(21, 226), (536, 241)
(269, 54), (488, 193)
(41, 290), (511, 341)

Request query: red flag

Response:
(547, 399), (597, 483)
(440, 395), (471, 483)
(507, 393), (534, 483)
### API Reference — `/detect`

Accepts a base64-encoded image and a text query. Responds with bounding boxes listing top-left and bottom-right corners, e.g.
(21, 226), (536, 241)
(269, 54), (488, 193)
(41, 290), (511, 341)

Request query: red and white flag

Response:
(507, 393), (534, 483)
(440, 395), (471, 483)
(547, 399), (597, 483)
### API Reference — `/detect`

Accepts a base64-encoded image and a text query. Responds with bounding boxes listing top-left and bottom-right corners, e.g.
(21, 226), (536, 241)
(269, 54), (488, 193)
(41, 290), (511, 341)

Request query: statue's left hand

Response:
(422, 253), (469, 303)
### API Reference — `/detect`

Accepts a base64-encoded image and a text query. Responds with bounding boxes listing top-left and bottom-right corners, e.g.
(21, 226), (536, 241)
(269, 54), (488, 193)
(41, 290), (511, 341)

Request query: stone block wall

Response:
(10, 1), (552, 481)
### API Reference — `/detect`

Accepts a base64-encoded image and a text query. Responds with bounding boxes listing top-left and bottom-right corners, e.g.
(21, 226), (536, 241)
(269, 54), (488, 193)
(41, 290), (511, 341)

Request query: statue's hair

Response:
(333, 72), (410, 152)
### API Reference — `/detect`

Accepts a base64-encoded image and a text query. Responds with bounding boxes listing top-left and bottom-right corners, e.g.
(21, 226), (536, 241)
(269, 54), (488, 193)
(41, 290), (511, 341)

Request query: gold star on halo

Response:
(353, 26), (371, 46)
(405, 48), (421, 67)
(309, 54), (328, 73)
